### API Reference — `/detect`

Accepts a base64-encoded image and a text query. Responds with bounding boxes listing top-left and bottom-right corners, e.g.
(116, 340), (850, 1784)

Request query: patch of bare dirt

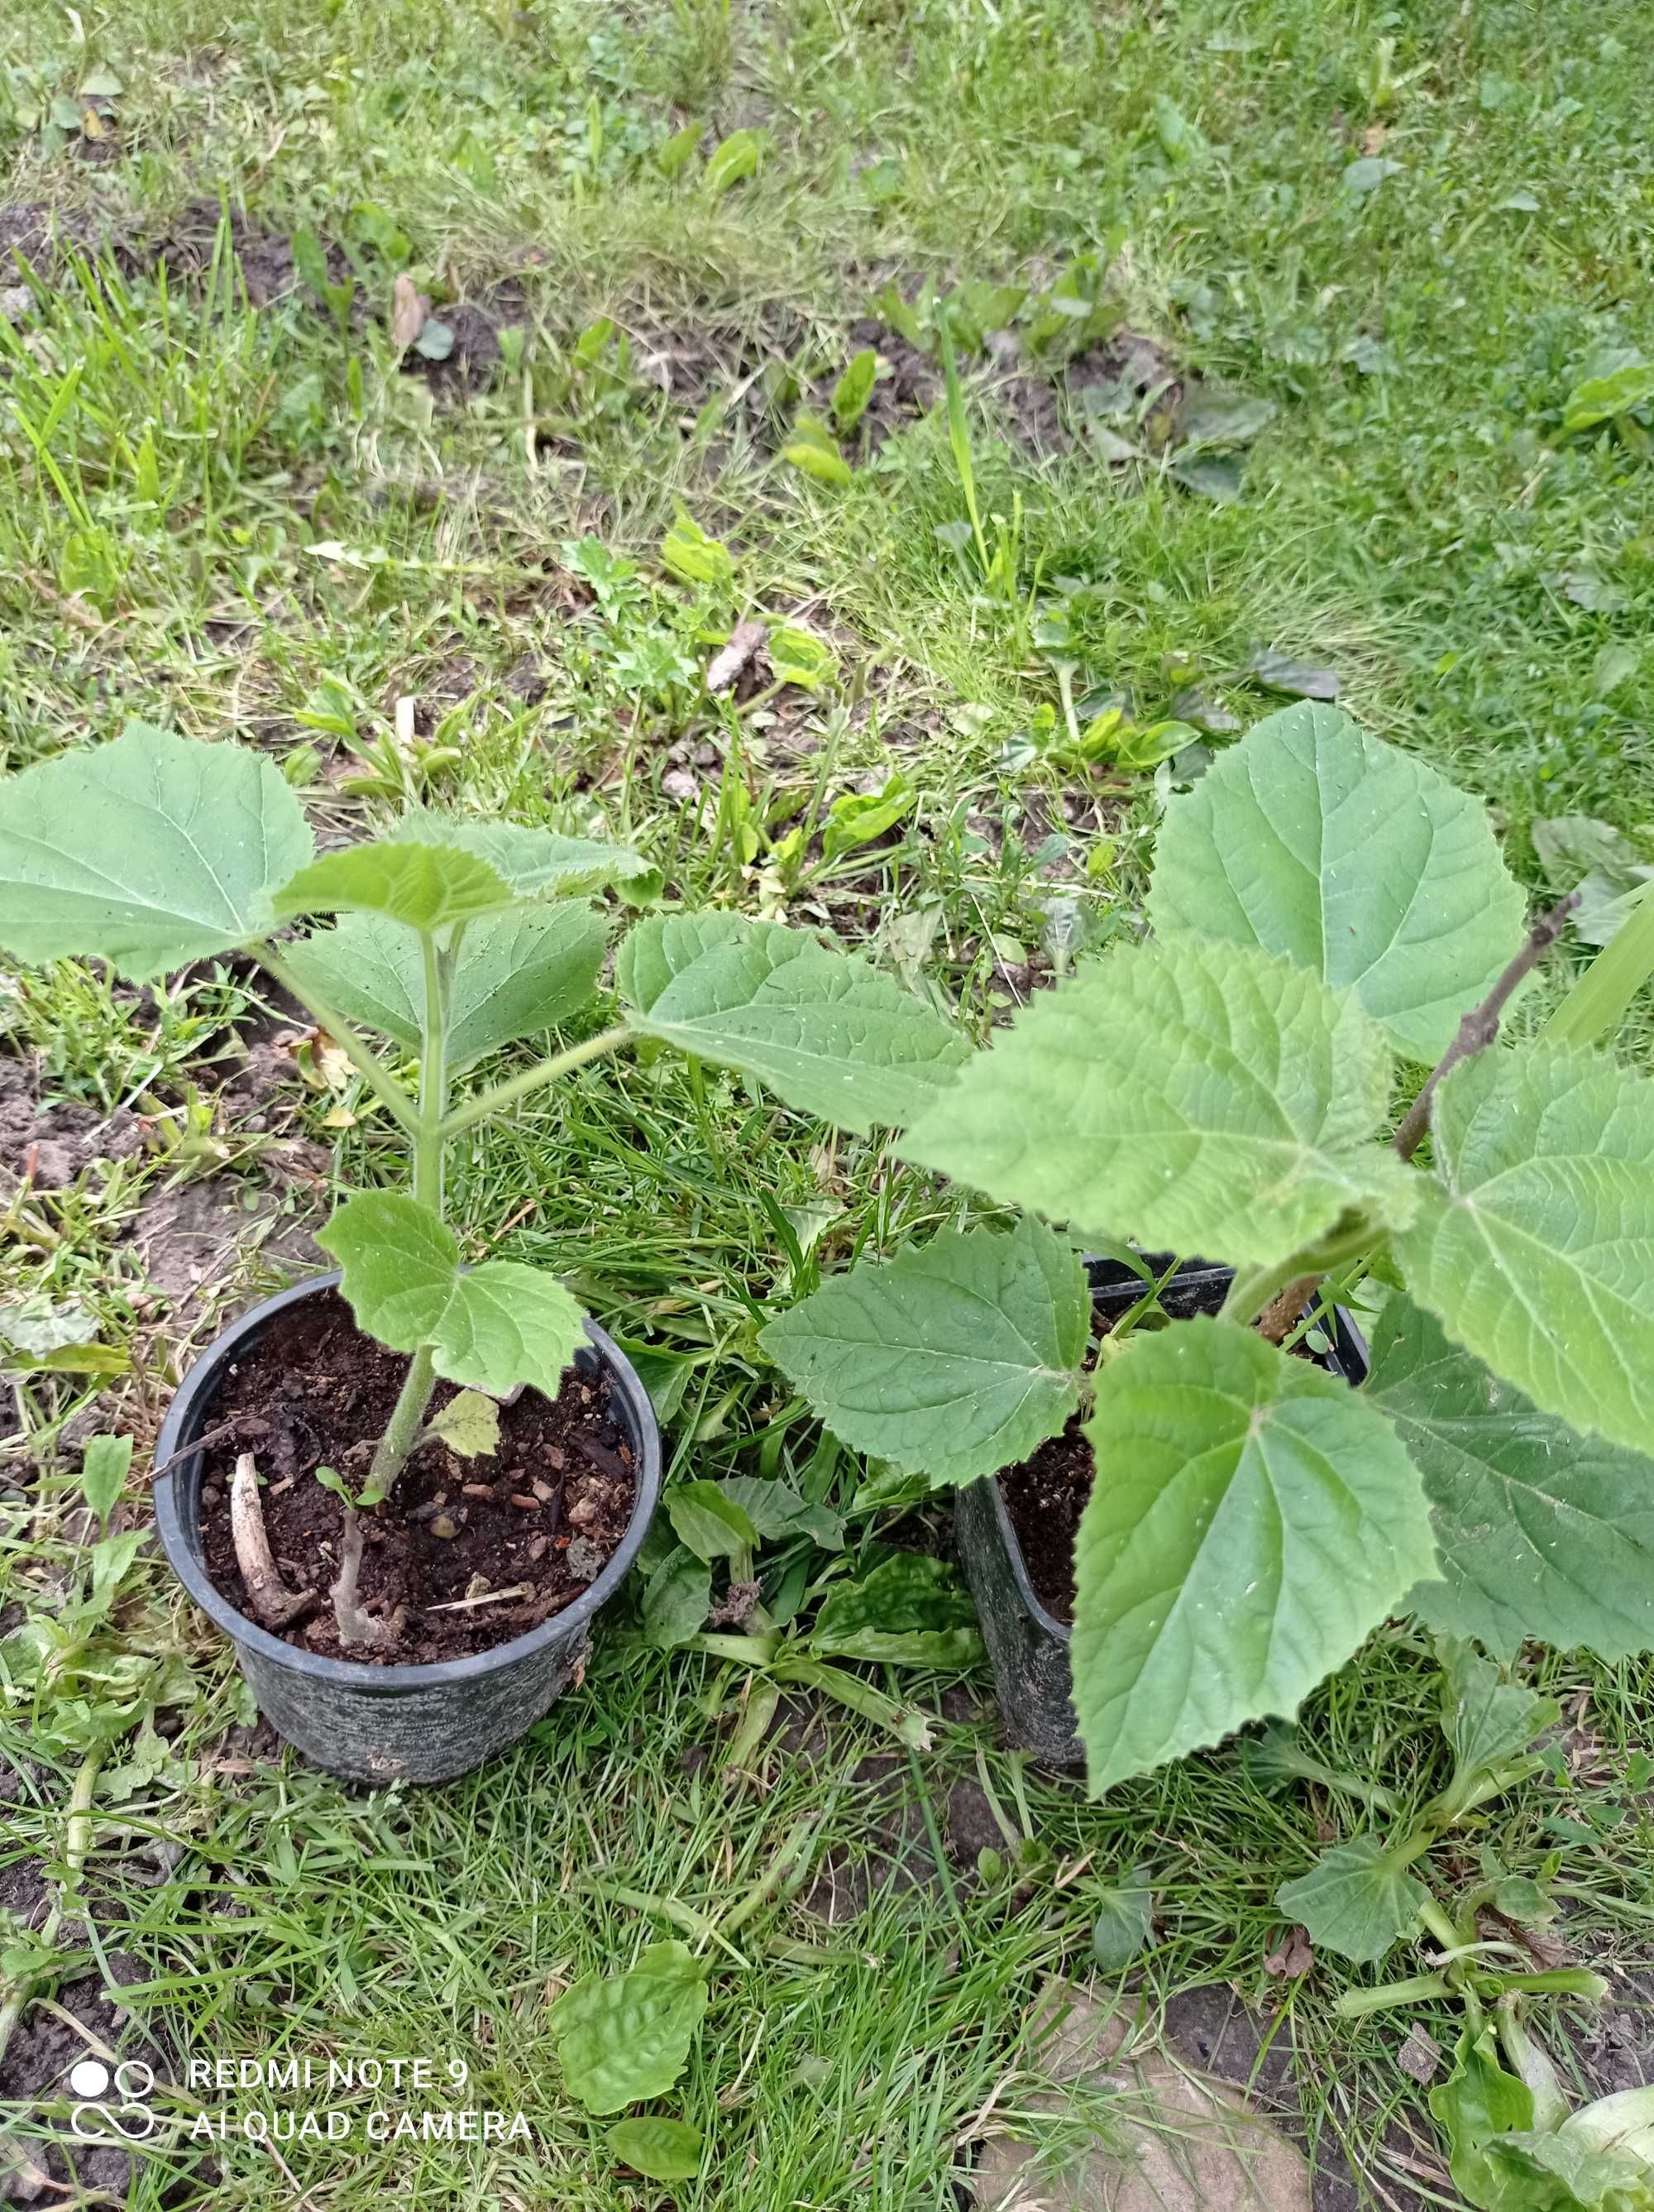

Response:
(133, 1177), (323, 1304)
(0, 1058), (143, 1191)
(1163, 1983), (1435, 2212)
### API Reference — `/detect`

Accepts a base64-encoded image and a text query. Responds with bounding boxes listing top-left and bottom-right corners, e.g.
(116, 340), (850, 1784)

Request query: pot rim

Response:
(987, 1255), (1371, 1649)
(151, 1271), (662, 1689)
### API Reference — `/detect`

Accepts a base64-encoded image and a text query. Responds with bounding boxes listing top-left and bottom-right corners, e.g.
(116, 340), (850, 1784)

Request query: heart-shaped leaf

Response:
(761, 1217), (1089, 1487)
(1393, 1046), (1654, 1457)
(904, 938), (1415, 1270)
(1149, 703), (1527, 1061)
(0, 721), (313, 980)
(617, 912), (968, 1135)
(1367, 1299), (1654, 1661)
(317, 1192), (586, 1399)
(1274, 1836), (1429, 1965)
(274, 841), (516, 930)
(1071, 1318), (1437, 1790)
(285, 903), (607, 1066)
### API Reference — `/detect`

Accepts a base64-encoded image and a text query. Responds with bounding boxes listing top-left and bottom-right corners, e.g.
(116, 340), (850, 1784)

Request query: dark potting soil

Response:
(997, 1414), (1092, 1624)
(197, 1293), (635, 1665)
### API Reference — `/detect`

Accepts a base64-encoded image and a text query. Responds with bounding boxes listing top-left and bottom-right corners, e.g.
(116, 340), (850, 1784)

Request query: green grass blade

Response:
(1542, 883), (1654, 1050)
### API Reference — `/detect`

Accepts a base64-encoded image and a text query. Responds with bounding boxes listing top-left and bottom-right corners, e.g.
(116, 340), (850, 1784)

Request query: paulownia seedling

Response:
(0, 721), (968, 1653)
(763, 701), (1654, 1822)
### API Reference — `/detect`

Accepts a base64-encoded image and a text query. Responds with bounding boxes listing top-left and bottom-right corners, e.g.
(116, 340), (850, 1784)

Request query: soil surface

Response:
(997, 1412), (1092, 1623)
(196, 1294), (635, 1664)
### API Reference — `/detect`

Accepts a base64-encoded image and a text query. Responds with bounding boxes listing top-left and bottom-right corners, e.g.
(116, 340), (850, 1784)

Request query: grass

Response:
(2, 0), (1654, 2203)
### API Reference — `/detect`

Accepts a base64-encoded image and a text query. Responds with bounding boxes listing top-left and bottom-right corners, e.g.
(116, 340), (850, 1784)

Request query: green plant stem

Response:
(366, 1344), (437, 1500)
(1393, 891), (1580, 1161)
(0, 1749), (100, 2073)
(1218, 1220), (1379, 1329)
(439, 1024), (633, 1137)
(256, 944), (421, 1139)
(1335, 1973), (1452, 2019)
(414, 930), (449, 1213)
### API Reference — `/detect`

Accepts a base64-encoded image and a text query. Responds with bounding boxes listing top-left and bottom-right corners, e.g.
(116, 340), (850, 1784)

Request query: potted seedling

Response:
(0, 721), (966, 1780)
(765, 701), (1654, 1798)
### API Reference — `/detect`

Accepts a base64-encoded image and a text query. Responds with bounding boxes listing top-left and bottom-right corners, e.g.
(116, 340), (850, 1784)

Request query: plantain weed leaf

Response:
(607, 2116), (704, 2181)
(78, 1435), (132, 1529)
(547, 1941), (710, 2114)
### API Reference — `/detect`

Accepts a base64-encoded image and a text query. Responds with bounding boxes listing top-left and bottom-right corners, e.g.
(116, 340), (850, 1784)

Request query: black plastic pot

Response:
(954, 1255), (1370, 1768)
(152, 1273), (662, 1785)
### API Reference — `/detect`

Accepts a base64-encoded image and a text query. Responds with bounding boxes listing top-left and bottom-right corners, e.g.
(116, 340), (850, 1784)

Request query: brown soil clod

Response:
(197, 1293), (635, 1664)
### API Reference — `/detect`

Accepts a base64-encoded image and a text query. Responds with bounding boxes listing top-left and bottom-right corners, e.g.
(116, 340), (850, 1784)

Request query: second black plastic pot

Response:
(153, 1273), (662, 1785)
(954, 1255), (1370, 1768)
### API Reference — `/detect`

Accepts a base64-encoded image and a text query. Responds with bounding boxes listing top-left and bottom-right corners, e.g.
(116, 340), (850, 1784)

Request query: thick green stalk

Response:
(414, 929), (449, 1213)
(366, 932), (452, 1501)
(365, 1344), (437, 1502)
(439, 1024), (633, 1137)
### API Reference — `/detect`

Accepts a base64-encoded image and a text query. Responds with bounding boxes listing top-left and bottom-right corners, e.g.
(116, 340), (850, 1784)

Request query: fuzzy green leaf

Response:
(1393, 1046), (1654, 1457)
(905, 939), (1414, 1271)
(1148, 703), (1527, 1063)
(284, 903), (607, 1066)
(0, 721), (313, 981)
(547, 1941), (710, 2114)
(1368, 1300), (1654, 1662)
(1072, 1319), (1438, 1791)
(317, 1193), (586, 1398)
(273, 840), (516, 930)
(316, 1191), (461, 1348)
(1274, 1836), (1429, 1965)
(607, 2118), (704, 2182)
(434, 1265), (586, 1400)
(761, 1218), (1088, 1486)
(392, 807), (651, 899)
(424, 1391), (501, 1459)
(617, 912), (968, 1134)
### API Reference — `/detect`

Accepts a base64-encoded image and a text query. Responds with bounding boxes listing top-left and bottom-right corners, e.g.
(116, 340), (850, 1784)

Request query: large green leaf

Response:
(0, 721), (313, 981)
(315, 1190), (460, 1348)
(1367, 1300), (1654, 1661)
(1274, 1836), (1429, 1965)
(284, 903), (607, 1066)
(760, 1217), (1089, 1486)
(392, 806), (651, 899)
(1071, 1319), (1437, 1791)
(1148, 702), (1526, 1062)
(547, 1941), (710, 2115)
(316, 1192), (586, 1396)
(434, 1263), (586, 1400)
(616, 912), (968, 1134)
(273, 840), (516, 930)
(904, 939), (1414, 1271)
(1393, 1046), (1654, 1457)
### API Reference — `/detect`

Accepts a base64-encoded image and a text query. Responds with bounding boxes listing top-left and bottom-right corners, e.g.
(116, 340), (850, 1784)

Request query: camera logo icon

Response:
(69, 2058), (160, 2144)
